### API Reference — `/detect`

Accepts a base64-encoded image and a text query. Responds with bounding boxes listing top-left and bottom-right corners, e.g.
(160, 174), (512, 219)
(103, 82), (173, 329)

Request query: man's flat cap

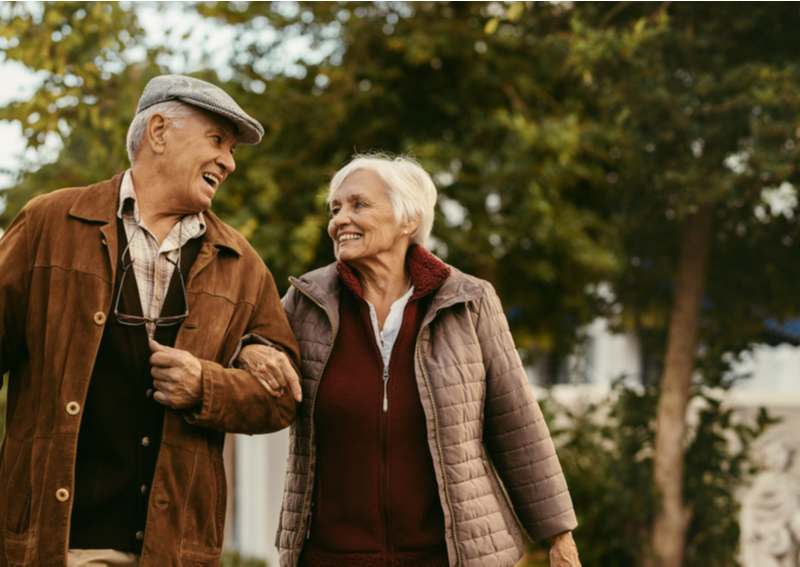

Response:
(137, 74), (264, 145)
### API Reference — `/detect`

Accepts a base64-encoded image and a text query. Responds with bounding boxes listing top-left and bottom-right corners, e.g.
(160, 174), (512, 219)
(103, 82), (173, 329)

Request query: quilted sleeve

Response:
(478, 282), (578, 542)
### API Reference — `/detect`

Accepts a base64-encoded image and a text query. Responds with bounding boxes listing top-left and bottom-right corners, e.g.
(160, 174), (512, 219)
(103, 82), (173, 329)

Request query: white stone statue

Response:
(741, 435), (800, 567)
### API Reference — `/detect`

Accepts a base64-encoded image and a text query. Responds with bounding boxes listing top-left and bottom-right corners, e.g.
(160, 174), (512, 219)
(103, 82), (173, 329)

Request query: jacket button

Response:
(145, 389), (154, 399)
(56, 488), (70, 502)
(141, 484), (148, 495)
(93, 312), (107, 326)
(141, 437), (150, 447)
(135, 530), (144, 541)
(66, 402), (81, 416)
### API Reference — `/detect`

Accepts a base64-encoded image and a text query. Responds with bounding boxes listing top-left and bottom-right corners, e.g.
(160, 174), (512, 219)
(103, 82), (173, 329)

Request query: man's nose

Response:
(217, 151), (236, 175)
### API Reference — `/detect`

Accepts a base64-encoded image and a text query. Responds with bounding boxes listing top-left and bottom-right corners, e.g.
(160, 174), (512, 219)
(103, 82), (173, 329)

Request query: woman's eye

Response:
(213, 136), (222, 144)
(331, 208), (340, 216)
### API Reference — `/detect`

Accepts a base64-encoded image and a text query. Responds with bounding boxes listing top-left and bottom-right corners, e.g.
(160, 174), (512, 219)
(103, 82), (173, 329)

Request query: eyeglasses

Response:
(114, 240), (189, 328)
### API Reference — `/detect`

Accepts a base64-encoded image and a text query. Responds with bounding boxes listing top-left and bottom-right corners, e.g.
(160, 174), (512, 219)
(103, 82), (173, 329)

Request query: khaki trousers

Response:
(67, 549), (140, 567)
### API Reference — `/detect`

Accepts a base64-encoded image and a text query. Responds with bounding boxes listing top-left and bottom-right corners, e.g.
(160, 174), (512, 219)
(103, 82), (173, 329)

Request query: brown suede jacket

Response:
(0, 173), (300, 566)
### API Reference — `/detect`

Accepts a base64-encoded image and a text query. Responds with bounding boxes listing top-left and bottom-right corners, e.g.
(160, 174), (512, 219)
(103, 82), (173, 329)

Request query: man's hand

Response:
(551, 531), (581, 567)
(149, 340), (204, 409)
(238, 344), (302, 402)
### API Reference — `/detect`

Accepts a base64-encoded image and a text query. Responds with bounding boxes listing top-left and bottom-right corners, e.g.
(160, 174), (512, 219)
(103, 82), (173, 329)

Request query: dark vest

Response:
(69, 219), (201, 552)
(300, 253), (449, 567)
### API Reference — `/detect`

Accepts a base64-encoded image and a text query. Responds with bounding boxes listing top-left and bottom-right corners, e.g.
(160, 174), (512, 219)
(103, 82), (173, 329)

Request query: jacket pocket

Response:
(483, 459), (511, 535)
(3, 437), (35, 565)
(179, 455), (225, 564)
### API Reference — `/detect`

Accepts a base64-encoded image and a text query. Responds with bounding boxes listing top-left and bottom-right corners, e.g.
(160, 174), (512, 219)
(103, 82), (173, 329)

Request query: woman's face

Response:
(328, 170), (407, 267)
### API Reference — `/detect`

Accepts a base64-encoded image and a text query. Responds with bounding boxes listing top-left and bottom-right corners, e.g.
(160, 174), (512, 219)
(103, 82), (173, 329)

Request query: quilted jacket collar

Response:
(335, 244), (452, 301)
(290, 245), (485, 327)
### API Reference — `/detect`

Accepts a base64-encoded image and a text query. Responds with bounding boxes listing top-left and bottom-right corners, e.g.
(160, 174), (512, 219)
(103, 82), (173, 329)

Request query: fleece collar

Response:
(336, 244), (452, 301)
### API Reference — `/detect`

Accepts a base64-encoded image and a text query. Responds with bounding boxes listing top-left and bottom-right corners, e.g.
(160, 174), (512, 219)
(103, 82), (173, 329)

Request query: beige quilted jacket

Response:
(275, 262), (577, 567)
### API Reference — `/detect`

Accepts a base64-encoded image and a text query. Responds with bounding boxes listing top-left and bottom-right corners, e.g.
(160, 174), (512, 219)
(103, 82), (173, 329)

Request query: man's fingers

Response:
(150, 352), (175, 368)
(151, 366), (169, 381)
(151, 347), (193, 370)
(149, 339), (175, 354)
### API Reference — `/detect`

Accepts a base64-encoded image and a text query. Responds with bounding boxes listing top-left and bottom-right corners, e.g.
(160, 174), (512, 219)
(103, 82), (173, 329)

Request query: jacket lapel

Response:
(185, 211), (243, 287)
(68, 172), (125, 285)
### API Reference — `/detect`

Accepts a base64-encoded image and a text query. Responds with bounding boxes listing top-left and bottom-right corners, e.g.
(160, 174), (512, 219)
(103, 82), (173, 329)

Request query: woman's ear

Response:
(405, 215), (422, 237)
(146, 113), (168, 155)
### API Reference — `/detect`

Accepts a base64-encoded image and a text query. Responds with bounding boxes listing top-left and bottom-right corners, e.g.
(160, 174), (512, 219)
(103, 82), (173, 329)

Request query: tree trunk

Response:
(649, 204), (715, 567)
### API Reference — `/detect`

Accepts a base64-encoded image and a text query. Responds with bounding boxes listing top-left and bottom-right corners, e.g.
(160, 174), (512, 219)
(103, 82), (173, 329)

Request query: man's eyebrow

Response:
(213, 124), (234, 137)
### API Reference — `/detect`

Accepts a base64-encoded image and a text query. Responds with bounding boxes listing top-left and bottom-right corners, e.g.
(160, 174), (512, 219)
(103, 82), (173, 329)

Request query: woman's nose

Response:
(332, 210), (350, 227)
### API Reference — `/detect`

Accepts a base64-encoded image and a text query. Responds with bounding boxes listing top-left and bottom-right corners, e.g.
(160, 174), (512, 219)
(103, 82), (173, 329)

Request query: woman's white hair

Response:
(328, 153), (438, 246)
(126, 100), (201, 164)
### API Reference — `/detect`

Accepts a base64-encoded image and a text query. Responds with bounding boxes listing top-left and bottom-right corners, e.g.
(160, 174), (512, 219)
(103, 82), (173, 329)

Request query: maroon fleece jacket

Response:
(300, 246), (452, 567)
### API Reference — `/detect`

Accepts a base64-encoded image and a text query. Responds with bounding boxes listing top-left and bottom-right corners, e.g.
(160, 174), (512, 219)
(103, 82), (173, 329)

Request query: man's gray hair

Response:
(126, 100), (201, 164)
(328, 153), (438, 246)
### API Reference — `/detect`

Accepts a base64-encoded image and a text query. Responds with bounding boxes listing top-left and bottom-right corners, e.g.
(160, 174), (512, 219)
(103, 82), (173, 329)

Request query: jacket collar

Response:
(68, 171), (242, 257)
(291, 245), (486, 326)
(335, 244), (452, 301)
(425, 265), (484, 314)
(69, 172), (125, 225)
(289, 263), (342, 334)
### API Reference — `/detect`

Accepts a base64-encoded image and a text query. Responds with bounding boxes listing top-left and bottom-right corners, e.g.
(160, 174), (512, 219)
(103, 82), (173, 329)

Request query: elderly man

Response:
(0, 75), (300, 567)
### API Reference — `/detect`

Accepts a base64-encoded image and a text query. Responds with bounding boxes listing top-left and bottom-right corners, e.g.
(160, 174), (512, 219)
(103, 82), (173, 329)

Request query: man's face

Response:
(162, 108), (238, 214)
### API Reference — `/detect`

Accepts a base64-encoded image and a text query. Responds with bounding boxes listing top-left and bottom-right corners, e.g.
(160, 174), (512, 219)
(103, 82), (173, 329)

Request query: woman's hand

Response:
(238, 344), (302, 402)
(550, 531), (581, 567)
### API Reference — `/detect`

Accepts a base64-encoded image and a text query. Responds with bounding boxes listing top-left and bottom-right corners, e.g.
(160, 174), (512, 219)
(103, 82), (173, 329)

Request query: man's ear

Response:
(146, 113), (168, 155)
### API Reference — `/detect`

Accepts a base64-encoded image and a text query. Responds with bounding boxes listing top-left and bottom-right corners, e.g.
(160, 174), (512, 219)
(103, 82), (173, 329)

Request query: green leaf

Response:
(507, 2), (525, 22)
(484, 17), (499, 35)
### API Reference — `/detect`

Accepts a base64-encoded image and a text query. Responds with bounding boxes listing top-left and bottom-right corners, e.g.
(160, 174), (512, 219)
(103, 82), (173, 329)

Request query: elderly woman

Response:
(251, 155), (580, 566)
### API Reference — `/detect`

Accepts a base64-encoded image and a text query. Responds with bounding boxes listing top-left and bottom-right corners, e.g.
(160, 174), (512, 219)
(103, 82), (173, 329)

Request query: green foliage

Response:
(531, 379), (777, 566)
(561, 2), (800, 364)
(220, 550), (267, 567)
(1, 1), (623, 357)
(0, 1), (162, 220)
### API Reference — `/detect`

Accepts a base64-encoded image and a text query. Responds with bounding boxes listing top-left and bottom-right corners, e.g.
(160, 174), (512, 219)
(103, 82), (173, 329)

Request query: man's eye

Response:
(213, 136), (222, 143)
(331, 208), (340, 216)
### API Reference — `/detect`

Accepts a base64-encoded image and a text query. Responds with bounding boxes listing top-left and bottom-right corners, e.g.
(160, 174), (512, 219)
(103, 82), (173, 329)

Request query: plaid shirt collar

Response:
(117, 170), (207, 237)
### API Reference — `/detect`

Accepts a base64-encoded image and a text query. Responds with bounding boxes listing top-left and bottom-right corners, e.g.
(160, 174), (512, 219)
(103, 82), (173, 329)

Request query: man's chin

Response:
(196, 188), (215, 210)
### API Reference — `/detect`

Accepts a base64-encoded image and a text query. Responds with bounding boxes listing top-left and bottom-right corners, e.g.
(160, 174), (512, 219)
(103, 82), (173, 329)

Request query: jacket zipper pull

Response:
(382, 366), (389, 413)
(306, 505), (313, 539)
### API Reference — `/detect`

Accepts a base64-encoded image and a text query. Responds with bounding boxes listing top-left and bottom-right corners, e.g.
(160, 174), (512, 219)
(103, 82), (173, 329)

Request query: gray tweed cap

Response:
(137, 74), (264, 145)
